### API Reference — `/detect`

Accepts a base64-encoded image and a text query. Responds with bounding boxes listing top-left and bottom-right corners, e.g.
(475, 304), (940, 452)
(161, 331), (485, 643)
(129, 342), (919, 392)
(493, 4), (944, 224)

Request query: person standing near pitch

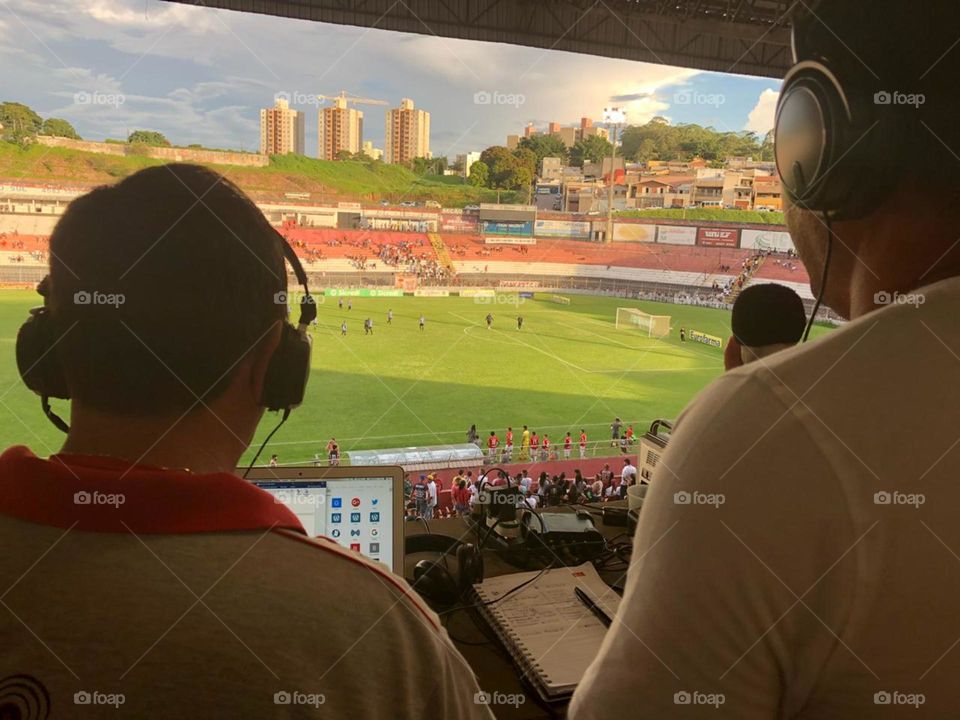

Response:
(485, 312), (493, 330)
(387, 309), (393, 325)
(517, 315), (523, 330)
(419, 314), (425, 332)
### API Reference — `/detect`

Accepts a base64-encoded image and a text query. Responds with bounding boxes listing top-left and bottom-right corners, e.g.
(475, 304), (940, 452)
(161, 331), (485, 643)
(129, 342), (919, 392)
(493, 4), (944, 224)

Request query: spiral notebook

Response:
(471, 563), (620, 702)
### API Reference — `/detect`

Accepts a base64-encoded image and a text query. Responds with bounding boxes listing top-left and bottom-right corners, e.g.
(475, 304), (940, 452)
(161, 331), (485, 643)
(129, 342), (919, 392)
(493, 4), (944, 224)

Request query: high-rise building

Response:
(318, 97), (364, 160)
(457, 151), (482, 177)
(548, 121), (561, 134)
(580, 117), (593, 133)
(385, 98), (430, 164)
(259, 98), (305, 156)
(524, 123), (537, 138)
(362, 140), (383, 161)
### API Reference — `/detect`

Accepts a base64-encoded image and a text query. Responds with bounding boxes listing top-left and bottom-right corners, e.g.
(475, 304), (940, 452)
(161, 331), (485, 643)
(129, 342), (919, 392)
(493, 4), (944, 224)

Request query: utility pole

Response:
(602, 107), (626, 244)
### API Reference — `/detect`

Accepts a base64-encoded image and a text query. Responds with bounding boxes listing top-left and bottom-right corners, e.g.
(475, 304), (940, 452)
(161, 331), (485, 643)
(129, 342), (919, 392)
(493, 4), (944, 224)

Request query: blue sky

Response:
(0, 0), (782, 157)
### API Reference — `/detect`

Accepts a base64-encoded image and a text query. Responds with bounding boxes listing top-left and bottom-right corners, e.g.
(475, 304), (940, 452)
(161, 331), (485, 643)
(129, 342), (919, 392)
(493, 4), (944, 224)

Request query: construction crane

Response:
(315, 91), (388, 108)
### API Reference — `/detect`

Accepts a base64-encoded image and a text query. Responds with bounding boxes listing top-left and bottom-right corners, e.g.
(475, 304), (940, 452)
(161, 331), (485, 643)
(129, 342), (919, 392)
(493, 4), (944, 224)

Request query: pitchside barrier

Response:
(688, 329), (723, 348)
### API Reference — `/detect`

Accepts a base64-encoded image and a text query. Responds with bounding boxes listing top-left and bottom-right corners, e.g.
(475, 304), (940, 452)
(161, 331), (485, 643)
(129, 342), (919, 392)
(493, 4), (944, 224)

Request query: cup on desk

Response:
(626, 484), (647, 511)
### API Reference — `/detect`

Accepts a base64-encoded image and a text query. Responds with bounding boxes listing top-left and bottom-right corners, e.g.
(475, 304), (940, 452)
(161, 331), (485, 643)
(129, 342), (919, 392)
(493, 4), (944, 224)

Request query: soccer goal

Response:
(615, 307), (671, 338)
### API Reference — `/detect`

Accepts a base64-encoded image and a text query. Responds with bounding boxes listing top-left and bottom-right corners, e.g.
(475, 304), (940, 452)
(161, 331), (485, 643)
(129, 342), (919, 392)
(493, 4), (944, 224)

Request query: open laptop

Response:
(243, 466), (405, 574)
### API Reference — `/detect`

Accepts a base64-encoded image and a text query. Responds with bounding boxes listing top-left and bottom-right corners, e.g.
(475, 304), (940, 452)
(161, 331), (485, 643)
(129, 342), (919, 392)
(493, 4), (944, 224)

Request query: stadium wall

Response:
(33, 136), (269, 167)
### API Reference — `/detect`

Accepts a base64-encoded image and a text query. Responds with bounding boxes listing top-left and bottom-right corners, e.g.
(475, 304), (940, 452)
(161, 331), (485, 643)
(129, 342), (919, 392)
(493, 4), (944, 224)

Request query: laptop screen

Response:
(251, 474), (397, 572)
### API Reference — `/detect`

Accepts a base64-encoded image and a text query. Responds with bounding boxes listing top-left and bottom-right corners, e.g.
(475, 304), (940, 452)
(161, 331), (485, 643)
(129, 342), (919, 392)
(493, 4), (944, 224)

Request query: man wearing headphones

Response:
(572, 2), (960, 717)
(0, 165), (492, 718)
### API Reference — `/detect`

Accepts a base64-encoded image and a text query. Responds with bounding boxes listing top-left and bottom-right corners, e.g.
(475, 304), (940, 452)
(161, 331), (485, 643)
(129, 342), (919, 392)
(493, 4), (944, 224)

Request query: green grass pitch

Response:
(0, 290), (829, 465)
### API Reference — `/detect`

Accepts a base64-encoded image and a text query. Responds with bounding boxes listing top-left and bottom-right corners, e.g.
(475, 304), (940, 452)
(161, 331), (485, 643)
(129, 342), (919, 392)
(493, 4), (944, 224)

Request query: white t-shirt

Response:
(524, 495), (539, 509)
(620, 464), (637, 485)
(571, 275), (960, 719)
(427, 480), (437, 506)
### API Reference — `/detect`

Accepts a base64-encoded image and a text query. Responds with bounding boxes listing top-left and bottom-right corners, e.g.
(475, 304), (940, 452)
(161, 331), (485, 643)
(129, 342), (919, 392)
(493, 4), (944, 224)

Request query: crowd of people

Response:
(405, 455), (640, 519)
(466, 420), (638, 464)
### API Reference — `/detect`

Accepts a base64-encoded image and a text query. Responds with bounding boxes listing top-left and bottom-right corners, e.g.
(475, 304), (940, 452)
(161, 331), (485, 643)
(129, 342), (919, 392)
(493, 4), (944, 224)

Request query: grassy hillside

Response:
(0, 141), (516, 206)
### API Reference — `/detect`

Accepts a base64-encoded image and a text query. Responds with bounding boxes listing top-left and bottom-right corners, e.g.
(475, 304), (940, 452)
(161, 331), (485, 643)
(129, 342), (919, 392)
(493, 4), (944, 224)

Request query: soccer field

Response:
(0, 290), (828, 465)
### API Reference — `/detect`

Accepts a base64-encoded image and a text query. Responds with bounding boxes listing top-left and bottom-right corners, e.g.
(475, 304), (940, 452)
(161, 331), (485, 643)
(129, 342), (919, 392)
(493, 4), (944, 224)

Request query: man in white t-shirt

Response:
(572, 5), (960, 718)
(426, 475), (438, 518)
(619, 459), (637, 494)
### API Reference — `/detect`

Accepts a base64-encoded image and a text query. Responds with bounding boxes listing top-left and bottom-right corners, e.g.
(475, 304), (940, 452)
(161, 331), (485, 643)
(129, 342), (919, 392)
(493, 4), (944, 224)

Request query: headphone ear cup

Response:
(412, 559), (460, 606)
(260, 323), (311, 411)
(16, 308), (70, 399)
(455, 543), (484, 596)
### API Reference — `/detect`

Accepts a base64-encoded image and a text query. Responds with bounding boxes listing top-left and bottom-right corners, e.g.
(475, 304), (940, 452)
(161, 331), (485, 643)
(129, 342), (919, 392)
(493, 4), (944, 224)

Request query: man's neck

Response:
(60, 406), (248, 475)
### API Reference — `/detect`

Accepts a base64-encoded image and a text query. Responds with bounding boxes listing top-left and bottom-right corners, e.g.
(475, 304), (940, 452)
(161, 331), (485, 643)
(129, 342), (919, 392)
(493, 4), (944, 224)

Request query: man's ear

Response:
(724, 336), (744, 371)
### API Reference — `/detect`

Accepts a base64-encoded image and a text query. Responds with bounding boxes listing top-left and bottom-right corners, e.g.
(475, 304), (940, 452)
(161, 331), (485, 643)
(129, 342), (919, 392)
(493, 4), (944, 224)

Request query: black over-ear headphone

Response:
(15, 232), (316, 432)
(405, 533), (484, 607)
(774, 16), (906, 220)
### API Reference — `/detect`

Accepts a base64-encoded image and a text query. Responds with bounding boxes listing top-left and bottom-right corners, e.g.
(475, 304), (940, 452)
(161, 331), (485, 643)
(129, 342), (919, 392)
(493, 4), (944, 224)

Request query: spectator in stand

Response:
(519, 471), (531, 494)
(591, 474), (604, 502)
(426, 474), (438, 519)
(620, 458), (638, 499)
(523, 491), (539, 509)
(538, 472), (551, 507)
(453, 479), (470, 516)
(411, 475), (430, 518)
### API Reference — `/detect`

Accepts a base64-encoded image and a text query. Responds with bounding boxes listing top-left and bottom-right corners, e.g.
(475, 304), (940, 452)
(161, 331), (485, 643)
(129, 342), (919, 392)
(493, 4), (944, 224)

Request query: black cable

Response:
(242, 409), (290, 479)
(803, 215), (835, 342)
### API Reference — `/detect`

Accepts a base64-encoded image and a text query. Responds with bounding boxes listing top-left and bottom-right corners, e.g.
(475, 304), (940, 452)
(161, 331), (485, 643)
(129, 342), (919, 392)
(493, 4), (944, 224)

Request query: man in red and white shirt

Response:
(579, 429), (588, 458)
(529, 431), (540, 459)
(563, 432), (573, 459)
(541, 434), (550, 461)
(0, 165), (492, 719)
(503, 426), (514, 462)
(486, 430), (499, 462)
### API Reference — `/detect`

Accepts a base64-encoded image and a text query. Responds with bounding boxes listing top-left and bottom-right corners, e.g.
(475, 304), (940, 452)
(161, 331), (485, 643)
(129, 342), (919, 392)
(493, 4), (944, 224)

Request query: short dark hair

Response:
(48, 164), (286, 414)
(732, 283), (806, 346)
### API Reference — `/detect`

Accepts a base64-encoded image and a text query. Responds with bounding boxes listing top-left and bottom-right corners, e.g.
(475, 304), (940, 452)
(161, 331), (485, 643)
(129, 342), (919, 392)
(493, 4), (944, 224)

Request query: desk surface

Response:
(403, 505), (632, 720)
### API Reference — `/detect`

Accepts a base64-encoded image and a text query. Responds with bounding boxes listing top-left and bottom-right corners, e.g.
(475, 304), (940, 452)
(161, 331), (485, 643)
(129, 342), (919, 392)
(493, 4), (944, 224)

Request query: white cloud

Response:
(745, 88), (779, 135)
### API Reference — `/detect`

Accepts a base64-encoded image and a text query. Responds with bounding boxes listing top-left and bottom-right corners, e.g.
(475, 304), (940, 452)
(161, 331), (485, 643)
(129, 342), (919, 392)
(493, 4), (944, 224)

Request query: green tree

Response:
(517, 134), (568, 171)
(468, 160), (488, 187)
(570, 134), (613, 167)
(40, 118), (80, 140)
(128, 130), (170, 147)
(0, 102), (43, 141)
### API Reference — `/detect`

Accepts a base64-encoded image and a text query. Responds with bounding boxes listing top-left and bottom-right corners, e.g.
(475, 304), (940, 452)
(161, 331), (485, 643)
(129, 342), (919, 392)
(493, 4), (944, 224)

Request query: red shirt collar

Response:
(0, 445), (305, 534)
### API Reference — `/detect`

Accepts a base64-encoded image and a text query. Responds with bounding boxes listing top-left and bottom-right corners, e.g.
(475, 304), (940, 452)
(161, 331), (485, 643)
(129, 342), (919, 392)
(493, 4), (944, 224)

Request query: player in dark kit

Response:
(517, 315), (523, 330)
(486, 313), (493, 329)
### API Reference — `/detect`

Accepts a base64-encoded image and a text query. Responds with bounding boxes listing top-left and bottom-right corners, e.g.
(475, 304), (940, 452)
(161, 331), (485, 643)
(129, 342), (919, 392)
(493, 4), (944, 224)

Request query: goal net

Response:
(615, 307), (671, 338)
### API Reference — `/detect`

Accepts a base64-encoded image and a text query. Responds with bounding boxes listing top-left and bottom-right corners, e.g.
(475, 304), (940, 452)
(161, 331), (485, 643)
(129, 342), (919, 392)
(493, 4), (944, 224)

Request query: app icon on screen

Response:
(370, 512), (380, 522)
(370, 543), (380, 553)
(351, 497), (361, 507)
(331, 513), (342, 523)
(350, 512), (361, 523)
(331, 497), (342, 508)
(350, 543), (360, 551)
(331, 529), (341, 538)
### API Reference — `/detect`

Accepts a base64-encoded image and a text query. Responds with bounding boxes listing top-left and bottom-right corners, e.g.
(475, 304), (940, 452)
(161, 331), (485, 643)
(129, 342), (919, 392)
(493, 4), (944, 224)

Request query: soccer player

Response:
(419, 314), (426, 331)
(268, 454), (278, 468)
(387, 308), (393, 324)
(364, 318), (373, 335)
(610, 417), (622, 447)
(563, 432), (572, 459)
(326, 438), (340, 466)
(485, 312), (493, 329)
(529, 431), (540, 460)
(338, 297), (343, 309)
(625, 424), (635, 445)
(517, 315), (523, 330)
(487, 431), (500, 462)
(579, 428), (588, 459)
(520, 425), (531, 459)
(541, 434), (550, 462)
(340, 321), (347, 336)
(679, 326), (686, 341)
(504, 427), (514, 462)
(347, 299), (352, 311)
